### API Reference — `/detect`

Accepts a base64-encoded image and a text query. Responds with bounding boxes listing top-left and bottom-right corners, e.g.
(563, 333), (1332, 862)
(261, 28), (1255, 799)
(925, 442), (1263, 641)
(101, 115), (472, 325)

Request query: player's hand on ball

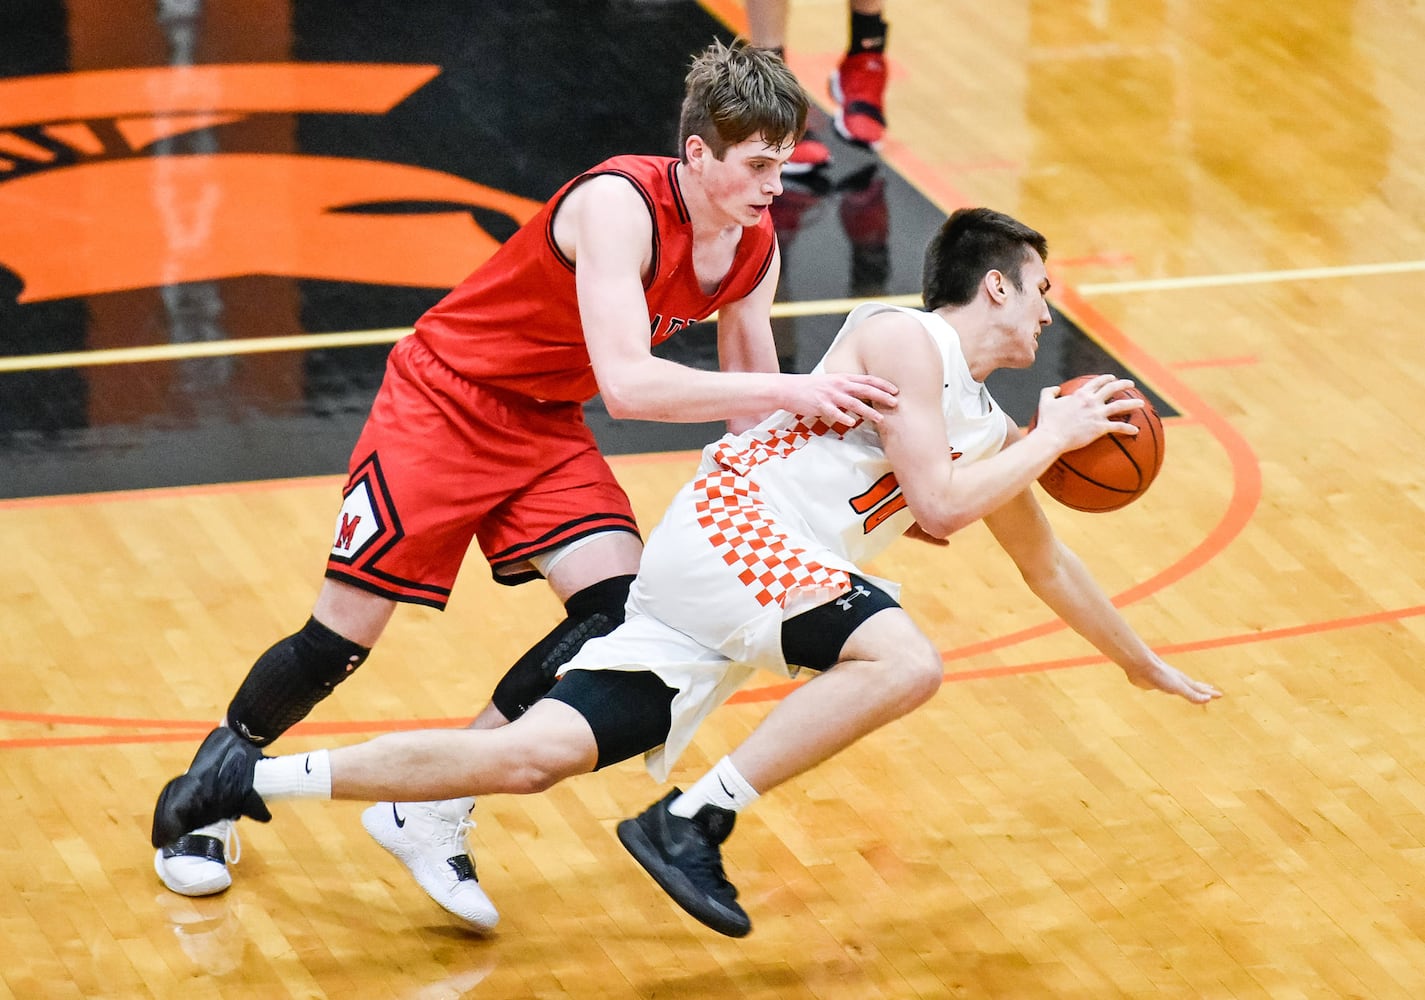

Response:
(1033, 374), (1142, 453)
(1032, 374), (1165, 512)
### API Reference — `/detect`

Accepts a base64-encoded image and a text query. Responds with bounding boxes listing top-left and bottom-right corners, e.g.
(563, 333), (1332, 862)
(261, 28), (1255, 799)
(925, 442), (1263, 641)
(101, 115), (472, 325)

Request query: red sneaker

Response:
(838, 168), (889, 295)
(783, 130), (831, 175)
(830, 52), (888, 148)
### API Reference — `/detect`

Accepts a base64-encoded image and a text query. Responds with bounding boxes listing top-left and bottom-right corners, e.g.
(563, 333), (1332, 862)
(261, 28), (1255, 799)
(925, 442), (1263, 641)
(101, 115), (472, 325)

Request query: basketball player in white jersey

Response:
(150, 208), (1221, 938)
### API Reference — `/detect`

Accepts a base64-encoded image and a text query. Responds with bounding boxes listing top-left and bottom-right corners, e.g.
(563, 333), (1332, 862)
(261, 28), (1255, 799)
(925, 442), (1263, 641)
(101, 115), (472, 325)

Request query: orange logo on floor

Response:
(0, 64), (541, 303)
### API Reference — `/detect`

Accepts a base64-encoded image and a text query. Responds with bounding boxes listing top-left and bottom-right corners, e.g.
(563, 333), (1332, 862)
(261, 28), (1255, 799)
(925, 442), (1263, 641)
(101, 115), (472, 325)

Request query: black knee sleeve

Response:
(490, 574), (635, 721)
(224, 617), (370, 746)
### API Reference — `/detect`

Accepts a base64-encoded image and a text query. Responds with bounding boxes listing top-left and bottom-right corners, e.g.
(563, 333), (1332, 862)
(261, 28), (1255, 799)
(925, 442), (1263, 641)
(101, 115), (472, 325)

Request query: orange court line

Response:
(0, 710), (220, 727)
(0, 731), (210, 750)
(730, 602), (1425, 704)
(0, 452), (704, 511)
(0, 473), (344, 510)
(6, 604), (1421, 748)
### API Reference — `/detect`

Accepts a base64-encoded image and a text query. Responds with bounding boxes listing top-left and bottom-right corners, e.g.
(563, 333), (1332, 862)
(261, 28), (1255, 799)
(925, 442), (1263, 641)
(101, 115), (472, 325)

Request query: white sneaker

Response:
(362, 797), (499, 932)
(154, 819), (239, 897)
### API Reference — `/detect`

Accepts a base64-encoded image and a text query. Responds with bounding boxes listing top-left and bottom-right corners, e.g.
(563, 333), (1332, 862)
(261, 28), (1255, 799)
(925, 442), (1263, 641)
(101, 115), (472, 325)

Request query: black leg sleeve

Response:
(225, 617), (370, 746)
(489, 574), (635, 721)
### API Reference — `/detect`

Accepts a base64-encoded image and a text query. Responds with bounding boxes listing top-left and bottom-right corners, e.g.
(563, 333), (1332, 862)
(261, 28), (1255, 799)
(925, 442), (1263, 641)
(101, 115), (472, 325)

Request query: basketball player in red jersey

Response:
(151, 40), (898, 927)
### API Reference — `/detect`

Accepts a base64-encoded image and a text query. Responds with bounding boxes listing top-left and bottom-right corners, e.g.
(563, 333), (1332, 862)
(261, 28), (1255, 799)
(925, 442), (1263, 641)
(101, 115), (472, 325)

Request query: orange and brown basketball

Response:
(1035, 375), (1165, 512)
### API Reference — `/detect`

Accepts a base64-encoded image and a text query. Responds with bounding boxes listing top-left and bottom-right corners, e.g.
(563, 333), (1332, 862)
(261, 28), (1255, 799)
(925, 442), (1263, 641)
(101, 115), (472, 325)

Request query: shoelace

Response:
(214, 819), (241, 865)
(442, 814), (477, 854)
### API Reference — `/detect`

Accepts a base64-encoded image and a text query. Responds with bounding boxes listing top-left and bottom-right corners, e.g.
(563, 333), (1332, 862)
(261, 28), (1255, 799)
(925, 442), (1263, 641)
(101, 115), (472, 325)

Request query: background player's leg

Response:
(369, 531), (642, 928)
(473, 531), (644, 728)
(156, 579), (395, 896)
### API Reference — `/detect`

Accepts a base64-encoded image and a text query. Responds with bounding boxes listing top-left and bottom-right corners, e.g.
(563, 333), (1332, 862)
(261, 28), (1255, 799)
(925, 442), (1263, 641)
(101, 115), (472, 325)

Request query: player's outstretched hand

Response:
(791, 372), (898, 426)
(1123, 658), (1223, 705)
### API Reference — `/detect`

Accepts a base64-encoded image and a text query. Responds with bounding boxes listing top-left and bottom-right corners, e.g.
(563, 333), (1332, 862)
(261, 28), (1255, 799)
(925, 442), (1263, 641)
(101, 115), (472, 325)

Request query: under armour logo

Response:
(836, 585), (871, 611)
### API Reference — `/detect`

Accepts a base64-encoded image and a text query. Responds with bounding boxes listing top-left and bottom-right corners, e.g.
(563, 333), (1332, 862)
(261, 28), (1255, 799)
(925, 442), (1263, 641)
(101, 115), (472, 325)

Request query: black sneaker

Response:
(151, 727), (272, 848)
(617, 789), (751, 937)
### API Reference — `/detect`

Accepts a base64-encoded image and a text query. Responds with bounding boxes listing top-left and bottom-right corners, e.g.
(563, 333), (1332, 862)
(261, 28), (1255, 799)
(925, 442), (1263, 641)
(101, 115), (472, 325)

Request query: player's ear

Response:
(984, 269), (1008, 304)
(683, 134), (709, 170)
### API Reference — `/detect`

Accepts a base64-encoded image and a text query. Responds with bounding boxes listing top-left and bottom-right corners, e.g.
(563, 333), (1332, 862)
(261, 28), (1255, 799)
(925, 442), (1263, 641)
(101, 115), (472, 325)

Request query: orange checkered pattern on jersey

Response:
(711, 415), (857, 476)
(693, 471), (849, 608)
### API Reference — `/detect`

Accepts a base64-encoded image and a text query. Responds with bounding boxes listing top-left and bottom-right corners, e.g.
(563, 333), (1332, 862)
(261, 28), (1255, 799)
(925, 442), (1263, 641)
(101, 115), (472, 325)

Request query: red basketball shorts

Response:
(324, 336), (639, 608)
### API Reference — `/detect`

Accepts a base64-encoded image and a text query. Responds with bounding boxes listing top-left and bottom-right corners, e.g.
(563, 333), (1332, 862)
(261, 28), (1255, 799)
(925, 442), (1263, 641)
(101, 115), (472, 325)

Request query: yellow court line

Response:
(0, 295), (924, 373)
(0, 327), (413, 373)
(1077, 258), (1425, 296)
(27, 255), (1415, 373)
(17, 253), (1419, 372)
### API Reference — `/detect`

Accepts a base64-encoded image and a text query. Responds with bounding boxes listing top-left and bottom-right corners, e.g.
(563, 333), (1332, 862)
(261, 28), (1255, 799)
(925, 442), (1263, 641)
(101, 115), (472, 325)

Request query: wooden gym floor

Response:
(3, 1), (1425, 997)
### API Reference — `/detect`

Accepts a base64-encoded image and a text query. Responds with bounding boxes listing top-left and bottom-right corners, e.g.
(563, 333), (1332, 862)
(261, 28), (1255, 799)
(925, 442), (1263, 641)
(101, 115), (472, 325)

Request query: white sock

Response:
(669, 756), (760, 818)
(253, 750), (332, 800)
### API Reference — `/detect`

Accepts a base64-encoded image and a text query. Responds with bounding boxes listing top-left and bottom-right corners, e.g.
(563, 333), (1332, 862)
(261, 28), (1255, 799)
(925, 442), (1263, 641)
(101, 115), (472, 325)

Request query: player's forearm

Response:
(912, 430), (1065, 537)
(1023, 543), (1158, 673)
(598, 357), (791, 424)
(717, 336), (783, 432)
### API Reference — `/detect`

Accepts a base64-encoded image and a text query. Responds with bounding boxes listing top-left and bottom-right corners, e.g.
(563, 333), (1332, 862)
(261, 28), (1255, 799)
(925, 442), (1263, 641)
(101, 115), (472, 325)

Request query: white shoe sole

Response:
(154, 849), (231, 897)
(361, 804), (499, 932)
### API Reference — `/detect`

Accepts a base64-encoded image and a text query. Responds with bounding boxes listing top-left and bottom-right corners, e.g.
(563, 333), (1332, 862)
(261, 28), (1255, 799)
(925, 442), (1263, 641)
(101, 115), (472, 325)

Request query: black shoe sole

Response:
(616, 819), (751, 938)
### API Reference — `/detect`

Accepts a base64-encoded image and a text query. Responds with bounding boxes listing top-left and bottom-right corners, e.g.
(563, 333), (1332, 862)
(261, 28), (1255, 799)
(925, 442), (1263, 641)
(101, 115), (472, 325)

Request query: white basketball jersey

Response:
(700, 302), (1008, 571)
(564, 303), (1011, 779)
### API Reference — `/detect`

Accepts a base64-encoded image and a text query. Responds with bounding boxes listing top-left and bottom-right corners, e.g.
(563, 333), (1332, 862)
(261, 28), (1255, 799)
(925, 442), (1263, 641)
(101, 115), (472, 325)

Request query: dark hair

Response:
(922, 207), (1049, 310)
(678, 39), (809, 160)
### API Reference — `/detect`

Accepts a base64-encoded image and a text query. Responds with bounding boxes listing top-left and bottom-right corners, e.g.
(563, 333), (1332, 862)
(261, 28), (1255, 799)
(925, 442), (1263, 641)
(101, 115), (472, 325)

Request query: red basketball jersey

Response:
(413, 155), (778, 403)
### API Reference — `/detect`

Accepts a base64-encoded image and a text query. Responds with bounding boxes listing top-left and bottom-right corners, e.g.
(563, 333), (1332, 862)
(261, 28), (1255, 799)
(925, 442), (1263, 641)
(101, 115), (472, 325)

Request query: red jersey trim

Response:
(487, 514), (642, 587)
(542, 204), (575, 273)
(752, 237), (775, 290)
(666, 160), (690, 225)
(544, 169), (662, 292)
(486, 510), (641, 564)
(323, 569), (452, 610)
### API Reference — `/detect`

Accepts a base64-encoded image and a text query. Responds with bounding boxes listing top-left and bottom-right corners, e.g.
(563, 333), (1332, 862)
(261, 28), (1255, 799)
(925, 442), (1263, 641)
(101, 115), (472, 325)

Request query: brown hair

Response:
(678, 39), (809, 160)
(922, 208), (1049, 310)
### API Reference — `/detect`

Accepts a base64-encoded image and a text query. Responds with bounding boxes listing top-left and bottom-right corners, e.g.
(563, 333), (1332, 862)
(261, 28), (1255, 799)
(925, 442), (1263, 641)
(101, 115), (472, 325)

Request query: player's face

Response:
(704, 134), (792, 226)
(1006, 254), (1053, 366)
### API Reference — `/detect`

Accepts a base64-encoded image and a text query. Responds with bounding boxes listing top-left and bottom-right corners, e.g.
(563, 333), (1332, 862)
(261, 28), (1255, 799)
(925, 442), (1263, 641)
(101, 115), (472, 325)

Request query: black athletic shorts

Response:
(546, 573), (900, 771)
(781, 573), (899, 670)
